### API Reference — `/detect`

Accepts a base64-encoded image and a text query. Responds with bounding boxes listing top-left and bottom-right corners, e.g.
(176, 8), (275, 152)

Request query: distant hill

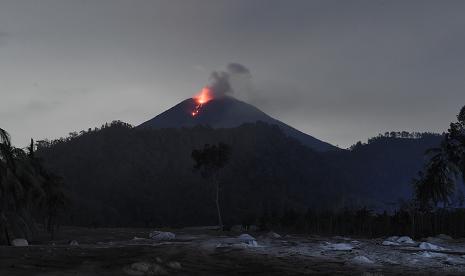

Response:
(325, 133), (444, 209)
(36, 122), (444, 227)
(139, 96), (337, 152)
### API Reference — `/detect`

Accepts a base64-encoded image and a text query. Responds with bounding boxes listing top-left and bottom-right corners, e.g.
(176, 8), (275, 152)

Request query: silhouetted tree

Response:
(28, 139), (67, 239)
(0, 129), (67, 244)
(192, 143), (231, 229)
(414, 105), (465, 209)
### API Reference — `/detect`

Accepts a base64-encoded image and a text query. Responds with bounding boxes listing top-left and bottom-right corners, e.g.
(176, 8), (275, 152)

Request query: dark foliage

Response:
(414, 105), (465, 209)
(260, 207), (465, 239)
(36, 120), (444, 228)
(0, 129), (66, 244)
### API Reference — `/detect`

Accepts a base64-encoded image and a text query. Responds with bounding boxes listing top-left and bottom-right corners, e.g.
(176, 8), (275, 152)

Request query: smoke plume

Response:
(208, 63), (251, 97)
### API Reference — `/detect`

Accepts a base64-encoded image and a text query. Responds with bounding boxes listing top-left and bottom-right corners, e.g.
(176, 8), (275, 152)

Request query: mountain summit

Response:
(138, 96), (336, 151)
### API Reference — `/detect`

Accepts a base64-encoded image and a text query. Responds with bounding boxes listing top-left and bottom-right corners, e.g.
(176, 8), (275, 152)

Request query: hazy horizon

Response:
(1, 0), (465, 148)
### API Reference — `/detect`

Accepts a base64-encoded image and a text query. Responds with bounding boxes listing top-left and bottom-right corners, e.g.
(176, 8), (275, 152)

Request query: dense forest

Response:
(35, 121), (444, 228)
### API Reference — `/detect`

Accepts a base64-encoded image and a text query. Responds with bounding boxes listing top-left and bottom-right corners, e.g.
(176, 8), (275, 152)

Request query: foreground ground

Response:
(2, 227), (465, 275)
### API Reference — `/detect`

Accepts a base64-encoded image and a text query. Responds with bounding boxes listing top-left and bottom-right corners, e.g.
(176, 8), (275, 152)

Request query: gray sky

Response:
(1, 0), (464, 148)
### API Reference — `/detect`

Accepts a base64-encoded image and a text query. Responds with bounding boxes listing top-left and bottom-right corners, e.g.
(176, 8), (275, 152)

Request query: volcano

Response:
(138, 96), (336, 151)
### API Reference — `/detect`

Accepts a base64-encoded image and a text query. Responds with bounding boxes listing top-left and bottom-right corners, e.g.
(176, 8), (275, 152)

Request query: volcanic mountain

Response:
(138, 95), (337, 152)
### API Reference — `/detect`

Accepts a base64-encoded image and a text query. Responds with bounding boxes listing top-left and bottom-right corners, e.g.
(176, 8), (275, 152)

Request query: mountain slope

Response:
(138, 96), (337, 152)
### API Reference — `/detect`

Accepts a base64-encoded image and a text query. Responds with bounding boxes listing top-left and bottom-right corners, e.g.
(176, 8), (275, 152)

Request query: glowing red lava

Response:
(191, 87), (213, 117)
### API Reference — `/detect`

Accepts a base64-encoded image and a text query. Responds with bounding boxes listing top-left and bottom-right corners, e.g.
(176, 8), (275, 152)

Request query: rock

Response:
(167, 261), (182, 269)
(382, 241), (400, 246)
(69, 240), (79, 246)
(149, 231), (175, 241)
(419, 242), (445, 251)
(351, 256), (375, 264)
(238, 234), (258, 246)
(266, 231), (281, 239)
(397, 236), (415, 244)
(12, 239), (28, 247)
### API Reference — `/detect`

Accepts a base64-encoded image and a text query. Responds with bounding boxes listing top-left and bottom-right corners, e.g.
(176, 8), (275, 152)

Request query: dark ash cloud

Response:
(227, 63), (251, 75)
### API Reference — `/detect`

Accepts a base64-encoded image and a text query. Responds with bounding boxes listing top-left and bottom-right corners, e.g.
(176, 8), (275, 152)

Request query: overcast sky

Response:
(1, 0), (464, 148)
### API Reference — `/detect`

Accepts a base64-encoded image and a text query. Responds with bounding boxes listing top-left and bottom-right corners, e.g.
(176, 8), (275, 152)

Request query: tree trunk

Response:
(3, 226), (10, 246)
(1, 213), (11, 246)
(214, 176), (223, 230)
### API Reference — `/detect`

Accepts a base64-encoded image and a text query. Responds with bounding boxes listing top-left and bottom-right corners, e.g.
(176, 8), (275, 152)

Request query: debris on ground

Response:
(149, 231), (175, 241)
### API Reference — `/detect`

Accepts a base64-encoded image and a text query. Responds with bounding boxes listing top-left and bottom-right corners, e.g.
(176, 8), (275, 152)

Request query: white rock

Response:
(397, 236), (415, 244)
(419, 242), (445, 251)
(351, 256), (375, 264)
(382, 240), (400, 246)
(238, 234), (258, 246)
(12, 239), (28, 247)
(149, 231), (175, 241)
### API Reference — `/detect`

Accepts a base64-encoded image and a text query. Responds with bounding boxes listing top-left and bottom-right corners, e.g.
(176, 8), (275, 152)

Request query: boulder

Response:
(419, 242), (445, 251)
(382, 241), (400, 246)
(149, 231), (175, 241)
(238, 234), (258, 246)
(12, 239), (28, 247)
(397, 236), (415, 244)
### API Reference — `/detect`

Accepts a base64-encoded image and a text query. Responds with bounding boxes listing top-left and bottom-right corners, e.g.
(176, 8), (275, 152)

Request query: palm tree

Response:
(0, 129), (66, 244)
(414, 105), (465, 209)
(0, 127), (22, 245)
(414, 145), (457, 209)
(192, 143), (231, 229)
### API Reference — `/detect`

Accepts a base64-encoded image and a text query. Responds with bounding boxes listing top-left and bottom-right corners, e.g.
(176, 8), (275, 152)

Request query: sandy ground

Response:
(1, 227), (465, 275)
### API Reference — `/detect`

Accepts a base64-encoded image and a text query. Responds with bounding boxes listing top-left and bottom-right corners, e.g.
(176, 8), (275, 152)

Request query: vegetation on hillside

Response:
(0, 129), (66, 245)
